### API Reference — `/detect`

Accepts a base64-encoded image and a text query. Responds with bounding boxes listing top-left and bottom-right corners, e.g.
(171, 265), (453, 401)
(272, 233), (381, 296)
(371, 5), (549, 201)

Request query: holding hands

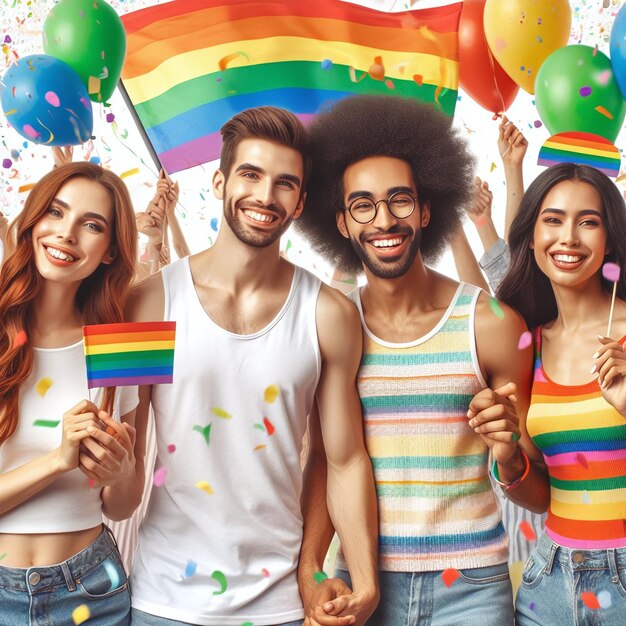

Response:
(593, 335), (626, 416)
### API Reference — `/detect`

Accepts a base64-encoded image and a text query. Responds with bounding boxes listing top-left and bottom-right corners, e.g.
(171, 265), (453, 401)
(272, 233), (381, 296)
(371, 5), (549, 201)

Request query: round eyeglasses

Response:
(345, 191), (418, 224)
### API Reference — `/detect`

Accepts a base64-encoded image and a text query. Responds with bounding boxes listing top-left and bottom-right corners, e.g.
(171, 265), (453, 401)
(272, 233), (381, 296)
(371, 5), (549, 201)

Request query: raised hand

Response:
(498, 115), (528, 166)
(593, 335), (626, 416)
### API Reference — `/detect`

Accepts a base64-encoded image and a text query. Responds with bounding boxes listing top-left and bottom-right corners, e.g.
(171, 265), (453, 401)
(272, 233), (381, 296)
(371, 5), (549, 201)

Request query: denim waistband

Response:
(535, 531), (626, 573)
(0, 526), (117, 592)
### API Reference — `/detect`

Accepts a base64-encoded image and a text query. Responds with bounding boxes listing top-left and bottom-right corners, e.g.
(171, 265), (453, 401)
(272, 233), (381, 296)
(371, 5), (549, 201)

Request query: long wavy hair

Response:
(497, 163), (626, 329)
(0, 163), (137, 444)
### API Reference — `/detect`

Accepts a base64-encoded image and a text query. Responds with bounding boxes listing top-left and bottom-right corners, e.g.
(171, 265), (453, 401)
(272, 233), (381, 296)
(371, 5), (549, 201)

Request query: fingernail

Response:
(592, 352), (599, 359)
(598, 335), (609, 340)
(590, 365), (596, 374)
(469, 420), (476, 428)
(87, 426), (96, 434)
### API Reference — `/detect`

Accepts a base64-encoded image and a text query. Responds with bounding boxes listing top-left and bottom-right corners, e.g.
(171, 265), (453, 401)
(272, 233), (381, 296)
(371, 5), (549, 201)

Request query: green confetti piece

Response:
(241, 623), (254, 626)
(193, 424), (212, 445)
(33, 420), (60, 428)
(211, 570), (228, 595)
(511, 433), (520, 442)
(489, 297), (505, 320)
(253, 423), (266, 432)
(313, 571), (328, 584)
(211, 407), (232, 419)
(0, 553), (7, 560)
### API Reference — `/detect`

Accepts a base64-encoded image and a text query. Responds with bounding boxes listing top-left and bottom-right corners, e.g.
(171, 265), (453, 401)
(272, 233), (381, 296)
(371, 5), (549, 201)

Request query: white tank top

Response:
(131, 257), (322, 625)
(0, 340), (138, 533)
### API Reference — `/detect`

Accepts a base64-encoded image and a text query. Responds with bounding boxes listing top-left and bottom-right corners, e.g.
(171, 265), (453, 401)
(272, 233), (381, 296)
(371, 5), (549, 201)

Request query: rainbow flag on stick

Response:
(121, 0), (462, 174)
(83, 322), (176, 388)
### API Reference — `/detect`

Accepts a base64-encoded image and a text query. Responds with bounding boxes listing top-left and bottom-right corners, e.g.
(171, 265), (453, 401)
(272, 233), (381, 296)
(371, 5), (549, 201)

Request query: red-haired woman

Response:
(0, 163), (142, 625)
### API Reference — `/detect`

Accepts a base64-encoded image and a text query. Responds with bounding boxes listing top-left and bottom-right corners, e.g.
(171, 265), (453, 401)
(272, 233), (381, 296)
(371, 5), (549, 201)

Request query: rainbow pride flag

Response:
(83, 321), (176, 388)
(121, 0), (462, 173)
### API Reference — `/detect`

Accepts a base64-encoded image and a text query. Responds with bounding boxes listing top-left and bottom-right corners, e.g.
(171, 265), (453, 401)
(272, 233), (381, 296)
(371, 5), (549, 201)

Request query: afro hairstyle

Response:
(296, 95), (476, 276)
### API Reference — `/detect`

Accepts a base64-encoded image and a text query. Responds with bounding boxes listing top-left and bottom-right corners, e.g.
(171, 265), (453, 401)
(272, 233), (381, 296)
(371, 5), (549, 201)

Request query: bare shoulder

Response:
(316, 283), (362, 358)
(316, 282), (360, 329)
(474, 290), (527, 345)
(126, 272), (165, 322)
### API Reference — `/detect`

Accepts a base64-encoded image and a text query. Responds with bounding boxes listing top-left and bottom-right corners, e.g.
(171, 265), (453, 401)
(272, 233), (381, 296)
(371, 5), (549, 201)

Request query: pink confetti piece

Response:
(167, 444), (176, 453)
(518, 331), (532, 350)
(153, 466), (167, 487)
(602, 262), (620, 282)
(261, 568), (270, 577)
(597, 69), (612, 85)
(22, 124), (40, 139)
(45, 91), (60, 107)
(576, 453), (589, 469)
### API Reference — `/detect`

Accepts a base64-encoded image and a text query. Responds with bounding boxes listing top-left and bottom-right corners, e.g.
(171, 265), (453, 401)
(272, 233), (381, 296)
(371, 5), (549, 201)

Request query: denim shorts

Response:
(516, 532), (626, 625)
(130, 609), (303, 626)
(337, 562), (514, 626)
(0, 526), (130, 626)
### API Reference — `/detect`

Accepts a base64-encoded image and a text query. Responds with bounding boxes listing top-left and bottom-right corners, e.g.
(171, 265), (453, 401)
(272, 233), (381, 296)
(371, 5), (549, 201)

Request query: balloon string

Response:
(486, 47), (506, 119)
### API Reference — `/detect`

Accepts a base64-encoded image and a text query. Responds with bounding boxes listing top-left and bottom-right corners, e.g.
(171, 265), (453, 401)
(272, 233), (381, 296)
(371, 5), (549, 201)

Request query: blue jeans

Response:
(516, 532), (626, 625)
(130, 609), (302, 626)
(0, 526), (130, 626)
(337, 563), (513, 625)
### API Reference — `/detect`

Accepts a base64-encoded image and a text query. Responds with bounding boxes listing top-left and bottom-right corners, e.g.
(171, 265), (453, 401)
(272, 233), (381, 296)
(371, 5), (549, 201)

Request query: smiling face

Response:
(532, 179), (609, 289)
(213, 138), (305, 248)
(337, 155), (429, 279)
(31, 176), (115, 285)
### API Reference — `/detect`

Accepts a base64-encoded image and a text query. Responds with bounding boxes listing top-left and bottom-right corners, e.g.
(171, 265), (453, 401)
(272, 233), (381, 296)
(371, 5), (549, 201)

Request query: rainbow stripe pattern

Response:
(527, 327), (626, 549)
(538, 131), (621, 178)
(120, 0), (462, 173)
(339, 283), (508, 572)
(83, 321), (176, 389)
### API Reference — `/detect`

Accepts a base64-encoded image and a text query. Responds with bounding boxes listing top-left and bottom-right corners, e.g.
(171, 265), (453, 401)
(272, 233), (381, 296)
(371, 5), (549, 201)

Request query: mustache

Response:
(358, 225), (414, 244)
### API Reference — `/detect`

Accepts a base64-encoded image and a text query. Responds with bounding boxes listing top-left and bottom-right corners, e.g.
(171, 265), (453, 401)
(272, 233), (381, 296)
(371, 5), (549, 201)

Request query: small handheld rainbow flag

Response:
(83, 321), (176, 389)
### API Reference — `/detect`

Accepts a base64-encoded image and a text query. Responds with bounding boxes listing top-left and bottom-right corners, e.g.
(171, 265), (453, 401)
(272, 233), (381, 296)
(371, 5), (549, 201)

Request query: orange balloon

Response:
(484, 0), (571, 94)
(459, 0), (519, 113)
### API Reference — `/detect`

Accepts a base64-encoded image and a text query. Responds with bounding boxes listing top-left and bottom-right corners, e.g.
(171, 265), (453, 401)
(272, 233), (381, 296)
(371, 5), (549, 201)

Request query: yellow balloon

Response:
(484, 0), (571, 94)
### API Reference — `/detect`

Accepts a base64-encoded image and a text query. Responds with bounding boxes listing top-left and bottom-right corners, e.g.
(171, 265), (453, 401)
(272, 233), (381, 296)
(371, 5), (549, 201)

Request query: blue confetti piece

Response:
(210, 217), (219, 231)
(103, 559), (120, 590)
(184, 560), (197, 578)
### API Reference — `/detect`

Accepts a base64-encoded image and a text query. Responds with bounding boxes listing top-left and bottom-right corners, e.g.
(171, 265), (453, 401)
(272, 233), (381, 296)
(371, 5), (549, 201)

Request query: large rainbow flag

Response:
(83, 321), (176, 388)
(121, 0), (462, 174)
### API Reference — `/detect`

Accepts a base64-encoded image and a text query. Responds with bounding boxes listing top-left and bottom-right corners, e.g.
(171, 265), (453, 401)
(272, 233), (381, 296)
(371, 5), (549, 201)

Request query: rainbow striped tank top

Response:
(527, 327), (626, 549)
(340, 282), (508, 572)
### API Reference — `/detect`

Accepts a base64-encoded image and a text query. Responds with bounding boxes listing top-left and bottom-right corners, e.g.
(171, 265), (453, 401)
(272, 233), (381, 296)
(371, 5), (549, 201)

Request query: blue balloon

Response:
(610, 5), (626, 100)
(0, 54), (93, 146)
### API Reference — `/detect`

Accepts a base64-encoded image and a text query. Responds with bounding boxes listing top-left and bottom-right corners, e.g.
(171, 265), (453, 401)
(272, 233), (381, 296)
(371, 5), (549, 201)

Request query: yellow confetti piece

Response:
(87, 75), (100, 95)
(196, 480), (213, 494)
(490, 162), (497, 172)
(264, 385), (279, 403)
(120, 168), (140, 179)
(254, 444), (266, 451)
(72, 604), (90, 625)
(35, 377), (53, 398)
(18, 183), (35, 193)
(615, 173), (626, 183)
(211, 407), (232, 419)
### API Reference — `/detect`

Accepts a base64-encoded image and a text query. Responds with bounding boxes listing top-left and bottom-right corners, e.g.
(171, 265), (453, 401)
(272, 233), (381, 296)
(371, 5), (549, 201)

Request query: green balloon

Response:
(43, 0), (126, 103)
(535, 45), (626, 142)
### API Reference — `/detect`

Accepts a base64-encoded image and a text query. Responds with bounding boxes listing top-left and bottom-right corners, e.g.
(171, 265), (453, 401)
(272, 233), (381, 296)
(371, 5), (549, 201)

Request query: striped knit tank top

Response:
(527, 327), (626, 549)
(342, 282), (508, 572)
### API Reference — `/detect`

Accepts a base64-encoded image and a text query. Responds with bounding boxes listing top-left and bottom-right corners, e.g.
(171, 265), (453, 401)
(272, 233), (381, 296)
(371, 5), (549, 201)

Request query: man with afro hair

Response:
(297, 95), (547, 625)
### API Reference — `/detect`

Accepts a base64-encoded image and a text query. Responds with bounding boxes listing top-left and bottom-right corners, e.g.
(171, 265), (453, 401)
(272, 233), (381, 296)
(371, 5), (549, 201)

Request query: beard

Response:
(350, 225), (422, 279)
(222, 196), (289, 248)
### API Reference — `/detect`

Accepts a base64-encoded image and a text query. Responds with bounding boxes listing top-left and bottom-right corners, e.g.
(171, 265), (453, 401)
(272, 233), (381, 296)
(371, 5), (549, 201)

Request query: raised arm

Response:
(498, 116), (527, 240)
(450, 223), (490, 292)
(304, 286), (379, 625)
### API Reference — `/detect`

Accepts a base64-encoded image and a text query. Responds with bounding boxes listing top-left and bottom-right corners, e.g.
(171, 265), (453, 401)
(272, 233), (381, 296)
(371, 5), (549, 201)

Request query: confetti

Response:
(254, 444), (266, 451)
(581, 591), (601, 609)
(529, 602), (536, 611)
(106, 113), (115, 123)
(153, 466), (167, 487)
(313, 571), (328, 584)
(533, 120), (543, 128)
(263, 417), (275, 436)
(18, 183), (36, 193)
(321, 59), (332, 70)
(576, 452), (589, 469)
(210, 217), (219, 231)
(579, 86), (592, 97)
(261, 568), (270, 577)
(597, 590), (612, 609)
(368, 56), (385, 81)
(595, 105), (614, 120)
(441, 568), (460, 588)
(22, 124), (40, 139)
(167, 444), (176, 453)
(413, 74), (423, 86)
(87, 75), (101, 95)
(184, 559), (197, 578)
(582, 491), (592, 504)
(2, 158), (11, 168)
(602, 262), (620, 282)
(103, 560), (120, 590)
(193, 424), (212, 445)
(218, 51), (249, 71)
(212, 407), (232, 418)
(196, 480), (214, 494)
(490, 162), (497, 172)
(518, 331), (532, 350)
(211, 570), (227, 594)
(33, 420), (60, 428)
(120, 168), (140, 179)
(35, 377), (53, 397)
(489, 297), (505, 320)
(519, 521), (537, 541)
(264, 385), (279, 403)
(597, 70), (612, 86)
(0, 553), (6, 560)
(72, 605), (91, 625)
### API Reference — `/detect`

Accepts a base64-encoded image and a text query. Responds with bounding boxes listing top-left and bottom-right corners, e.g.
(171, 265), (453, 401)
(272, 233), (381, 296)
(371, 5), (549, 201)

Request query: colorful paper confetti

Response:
(153, 466), (167, 487)
(263, 417), (275, 436)
(314, 571), (328, 584)
(519, 521), (537, 541)
(211, 407), (232, 419)
(441, 568), (460, 588)
(167, 444), (176, 453)
(489, 297), (505, 320)
(193, 424), (212, 445)
(103, 560), (120, 590)
(581, 591), (601, 609)
(211, 569), (228, 594)
(518, 331), (532, 350)
(576, 452), (589, 469)
(72, 605), (91, 625)
(35, 377), (53, 397)
(196, 480), (214, 494)
(33, 419), (60, 428)
(119, 167), (140, 179)
(264, 385), (279, 403)
(184, 559), (197, 578)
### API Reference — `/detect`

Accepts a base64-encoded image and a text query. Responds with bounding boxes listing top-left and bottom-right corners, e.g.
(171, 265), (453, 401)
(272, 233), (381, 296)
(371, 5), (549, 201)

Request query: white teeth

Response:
(372, 238), (403, 248)
(46, 246), (76, 262)
(243, 210), (275, 223)
(553, 254), (583, 263)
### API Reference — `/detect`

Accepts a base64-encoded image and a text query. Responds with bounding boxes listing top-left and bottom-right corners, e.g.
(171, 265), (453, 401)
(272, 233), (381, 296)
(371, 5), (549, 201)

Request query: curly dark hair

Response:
(295, 95), (475, 275)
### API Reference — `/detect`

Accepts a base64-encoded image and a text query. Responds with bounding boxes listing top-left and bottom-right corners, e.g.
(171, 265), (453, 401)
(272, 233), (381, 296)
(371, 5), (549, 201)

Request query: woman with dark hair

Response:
(0, 163), (142, 624)
(497, 163), (626, 624)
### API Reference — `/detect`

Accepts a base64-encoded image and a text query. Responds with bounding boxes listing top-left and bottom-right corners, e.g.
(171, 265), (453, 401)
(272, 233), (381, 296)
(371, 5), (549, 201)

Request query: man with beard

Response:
(125, 107), (379, 626)
(296, 96), (548, 625)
